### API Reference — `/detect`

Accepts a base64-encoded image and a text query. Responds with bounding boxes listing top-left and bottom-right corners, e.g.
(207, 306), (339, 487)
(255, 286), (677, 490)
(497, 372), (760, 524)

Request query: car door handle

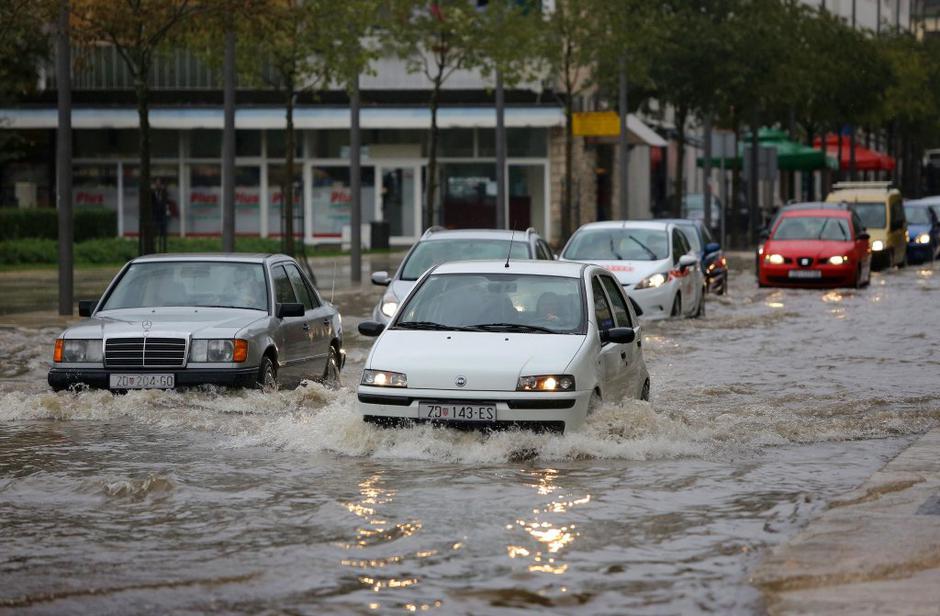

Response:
(322, 319), (330, 324)
(620, 351), (627, 361)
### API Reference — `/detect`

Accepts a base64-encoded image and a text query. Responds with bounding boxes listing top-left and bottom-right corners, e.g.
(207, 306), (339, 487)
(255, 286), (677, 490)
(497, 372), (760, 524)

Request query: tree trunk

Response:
(495, 70), (506, 229)
(136, 74), (154, 255)
(350, 75), (361, 283)
(56, 0), (73, 315)
(283, 86), (295, 256)
(748, 117), (759, 246)
(221, 24), (236, 252)
(563, 97), (574, 240)
(617, 55), (629, 220)
(673, 107), (687, 218)
(849, 127), (857, 181)
(425, 74), (441, 230)
(731, 118), (742, 248)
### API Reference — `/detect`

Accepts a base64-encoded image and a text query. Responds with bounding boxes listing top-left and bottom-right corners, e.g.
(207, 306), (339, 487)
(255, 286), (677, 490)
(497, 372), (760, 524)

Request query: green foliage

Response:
(0, 208), (118, 242)
(0, 1), (50, 103)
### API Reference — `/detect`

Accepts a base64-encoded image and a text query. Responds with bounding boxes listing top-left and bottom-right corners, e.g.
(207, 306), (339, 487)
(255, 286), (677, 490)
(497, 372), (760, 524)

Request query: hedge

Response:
(0, 208), (118, 242)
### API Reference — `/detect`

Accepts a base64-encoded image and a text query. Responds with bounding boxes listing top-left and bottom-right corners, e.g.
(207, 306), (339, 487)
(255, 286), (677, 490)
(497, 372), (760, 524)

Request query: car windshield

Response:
(394, 273), (585, 334)
(678, 225), (702, 251)
(904, 205), (932, 225)
(847, 202), (886, 229)
(400, 239), (530, 281)
(772, 216), (851, 241)
(102, 262), (268, 311)
(563, 228), (668, 261)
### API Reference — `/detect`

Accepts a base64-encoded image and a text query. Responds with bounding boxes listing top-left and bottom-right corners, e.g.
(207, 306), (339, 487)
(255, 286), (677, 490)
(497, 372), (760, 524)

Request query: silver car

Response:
(48, 253), (343, 392)
(370, 227), (555, 323)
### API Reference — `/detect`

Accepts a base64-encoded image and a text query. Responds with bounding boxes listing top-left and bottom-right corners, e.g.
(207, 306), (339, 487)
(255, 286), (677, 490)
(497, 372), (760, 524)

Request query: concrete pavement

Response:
(753, 427), (940, 615)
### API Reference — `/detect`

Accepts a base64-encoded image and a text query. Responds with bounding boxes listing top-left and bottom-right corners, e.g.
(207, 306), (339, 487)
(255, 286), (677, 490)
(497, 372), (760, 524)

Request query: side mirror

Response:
(678, 254), (698, 269)
(371, 271), (391, 286)
(78, 299), (98, 317)
(276, 302), (305, 318)
(358, 321), (385, 337)
(759, 229), (770, 241)
(857, 232), (870, 241)
(704, 242), (721, 254)
(600, 327), (636, 345)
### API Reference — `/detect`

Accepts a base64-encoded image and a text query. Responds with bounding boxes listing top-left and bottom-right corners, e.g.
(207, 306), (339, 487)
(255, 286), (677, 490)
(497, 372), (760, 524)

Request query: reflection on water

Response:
(1, 258), (939, 613)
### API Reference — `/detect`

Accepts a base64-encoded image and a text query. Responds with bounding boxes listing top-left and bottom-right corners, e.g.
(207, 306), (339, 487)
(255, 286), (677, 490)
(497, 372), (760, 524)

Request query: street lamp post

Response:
(56, 0), (73, 316)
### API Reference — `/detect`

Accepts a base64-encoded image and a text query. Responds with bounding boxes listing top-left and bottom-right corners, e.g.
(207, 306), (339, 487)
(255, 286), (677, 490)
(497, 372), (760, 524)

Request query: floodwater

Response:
(1, 258), (939, 614)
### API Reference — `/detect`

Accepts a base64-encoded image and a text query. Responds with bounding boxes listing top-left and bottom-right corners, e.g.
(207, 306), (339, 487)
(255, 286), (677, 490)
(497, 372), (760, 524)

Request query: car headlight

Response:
(380, 292), (399, 318)
(634, 273), (668, 290)
(517, 374), (576, 392)
(190, 339), (248, 363)
(361, 369), (407, 387)
(871, 240), (884, 251)
(765, 254), (785, 265)
(916, 233), (931, 245)
(828, 255), (849, 265)
(54, 339), (103, 363)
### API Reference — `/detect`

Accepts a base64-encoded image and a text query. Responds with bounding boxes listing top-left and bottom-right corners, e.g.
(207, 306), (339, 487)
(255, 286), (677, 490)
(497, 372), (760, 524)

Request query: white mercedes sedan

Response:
(356, 260), (650, 433)
(561, 221), (706, 319)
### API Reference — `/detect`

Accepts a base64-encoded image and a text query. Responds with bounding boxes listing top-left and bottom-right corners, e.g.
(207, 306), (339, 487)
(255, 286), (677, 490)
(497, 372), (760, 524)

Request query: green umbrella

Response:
(697, 128), (838, 172)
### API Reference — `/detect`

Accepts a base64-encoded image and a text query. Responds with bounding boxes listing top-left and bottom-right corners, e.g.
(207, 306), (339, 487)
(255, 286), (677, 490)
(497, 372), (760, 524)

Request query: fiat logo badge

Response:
(455, 375), (467, 387)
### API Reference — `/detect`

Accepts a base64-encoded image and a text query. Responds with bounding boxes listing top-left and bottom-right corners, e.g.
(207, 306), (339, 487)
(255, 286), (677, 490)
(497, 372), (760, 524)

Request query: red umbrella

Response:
(814, 134), (896, 171)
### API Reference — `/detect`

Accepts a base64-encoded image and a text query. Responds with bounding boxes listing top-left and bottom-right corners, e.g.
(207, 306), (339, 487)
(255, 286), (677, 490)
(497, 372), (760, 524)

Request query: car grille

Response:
(105, 337), (187, 368)
(797, 257), (814, 267)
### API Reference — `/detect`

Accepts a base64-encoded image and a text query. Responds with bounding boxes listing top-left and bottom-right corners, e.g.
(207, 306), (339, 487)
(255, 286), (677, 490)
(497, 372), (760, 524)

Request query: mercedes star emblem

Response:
(455, 375), (467, 387)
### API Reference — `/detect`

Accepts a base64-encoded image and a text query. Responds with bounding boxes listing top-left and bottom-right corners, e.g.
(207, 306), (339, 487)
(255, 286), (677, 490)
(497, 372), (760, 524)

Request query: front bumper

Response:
(48, 367), (259, 391)
(758, 262), (856, 287)
(625, 282), (676, 319)
(357, 386), (593, 433)
(907, 242), (935, 262)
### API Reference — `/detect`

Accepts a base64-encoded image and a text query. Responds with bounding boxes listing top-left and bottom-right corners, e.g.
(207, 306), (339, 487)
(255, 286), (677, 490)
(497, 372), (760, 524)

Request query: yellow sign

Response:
(572, 111), (621, 137)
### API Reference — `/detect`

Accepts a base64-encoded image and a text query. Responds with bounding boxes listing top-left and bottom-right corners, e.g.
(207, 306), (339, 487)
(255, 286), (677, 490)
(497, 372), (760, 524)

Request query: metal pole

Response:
(350, 75), (362, 283)
(617, 55), (629, 220)
(703, 114), (713, 230)
(495, 70), (506, 229)
(56, 0), (73, 316)
(221, 24), (236, 252)
(719, 152), (727, 249)
(748, 119), (759, 246)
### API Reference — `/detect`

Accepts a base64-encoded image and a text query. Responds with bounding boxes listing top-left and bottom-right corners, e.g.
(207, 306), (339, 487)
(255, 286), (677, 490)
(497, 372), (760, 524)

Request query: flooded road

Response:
(1, 258), (939, 614)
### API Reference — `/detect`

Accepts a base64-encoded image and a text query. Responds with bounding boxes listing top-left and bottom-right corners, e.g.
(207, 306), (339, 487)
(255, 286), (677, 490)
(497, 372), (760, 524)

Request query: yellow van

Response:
(826, 182), (907, 269)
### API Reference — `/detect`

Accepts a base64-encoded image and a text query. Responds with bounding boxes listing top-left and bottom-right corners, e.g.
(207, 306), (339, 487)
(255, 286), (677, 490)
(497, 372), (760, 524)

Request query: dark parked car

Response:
(662, 218), (728, 295)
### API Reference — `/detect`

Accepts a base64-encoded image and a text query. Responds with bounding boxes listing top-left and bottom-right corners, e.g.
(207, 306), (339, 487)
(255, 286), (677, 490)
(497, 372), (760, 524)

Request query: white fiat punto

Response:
(356, 260), (650, 433)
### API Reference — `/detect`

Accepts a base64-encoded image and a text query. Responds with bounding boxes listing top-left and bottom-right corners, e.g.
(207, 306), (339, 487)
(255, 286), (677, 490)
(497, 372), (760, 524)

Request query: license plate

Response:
(419, 402), (497, 422)
(109, 373), (175, 389)
(788, 270), (822, 279)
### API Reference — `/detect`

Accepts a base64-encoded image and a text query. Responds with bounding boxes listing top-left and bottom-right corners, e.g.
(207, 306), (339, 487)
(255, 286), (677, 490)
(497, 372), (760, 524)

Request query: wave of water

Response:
(2, 382), (935, 464)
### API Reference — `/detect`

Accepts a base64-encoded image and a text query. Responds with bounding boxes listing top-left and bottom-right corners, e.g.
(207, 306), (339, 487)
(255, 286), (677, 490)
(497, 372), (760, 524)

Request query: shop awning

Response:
(813, 134), (896, 172)
(697, 128), (838, 172)
(0, 106), (667, 146)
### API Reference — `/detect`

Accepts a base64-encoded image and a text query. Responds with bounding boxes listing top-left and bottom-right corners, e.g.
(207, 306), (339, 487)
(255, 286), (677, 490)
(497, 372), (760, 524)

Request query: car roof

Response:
(420, 228), (537, 242)
(905, 198), (940, 206)
(575, 220), (673, 231)
(131, 253), (281, 264)
(779, 208), (851, 218)
(432, 259), (588, 278)
(658, 218), (702, 228)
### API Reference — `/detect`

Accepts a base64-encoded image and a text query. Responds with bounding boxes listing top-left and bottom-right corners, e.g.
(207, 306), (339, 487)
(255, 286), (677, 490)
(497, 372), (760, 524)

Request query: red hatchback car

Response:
(758, 205), (872, 288)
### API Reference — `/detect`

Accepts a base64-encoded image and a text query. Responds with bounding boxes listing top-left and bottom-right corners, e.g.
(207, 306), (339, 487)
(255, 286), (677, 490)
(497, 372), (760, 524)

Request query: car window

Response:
(101, 261), (268, 311)
(904, 206), (932, 226)
(678, 225), (702, 251)
(591, 278), (615, 332)
(701, 225), (714, 245)
(400, 239), (530, 280)
(891, 201), (905, 230)
(600, 276), (632, 328)
(847, 202), (886, 229)
(773, 216), (850, 241)
(395, 273), (586, 334)
(563, 228), (668, 261)
(537, 240), (553, 260)
(272, 265), (297, 304)
(285, 264), (315, 310)
(671, 230), (688, 264)
(851, 213), (864, 236)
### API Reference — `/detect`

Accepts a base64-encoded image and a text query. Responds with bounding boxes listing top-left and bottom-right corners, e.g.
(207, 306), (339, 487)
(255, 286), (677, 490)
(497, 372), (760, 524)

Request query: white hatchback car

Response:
(561, 221), (706, 319)
(356, 260), (650, 433)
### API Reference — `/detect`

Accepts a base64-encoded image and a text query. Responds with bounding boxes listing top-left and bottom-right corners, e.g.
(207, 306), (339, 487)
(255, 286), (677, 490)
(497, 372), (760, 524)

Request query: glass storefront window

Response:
(235, 167), (261, 234)
(380, 167), (417, 237)
(509, 164), (546, 235)
(439, 129), (474, 157)
(187, 164), (220, 235)
(266, 130), (303, 159)
(311, 166), (376, 237)
(236, 131), (261, 157)
(73, 165), (118, 232)
(75, 129), (177, 159)
(441, 163), (496, 228)
(313, 130), (349, 159)
(123, 164), (181, 236)
(268, 164), (303, 237)
(478, 128), (547, 158)
(190, 130), (222, 158)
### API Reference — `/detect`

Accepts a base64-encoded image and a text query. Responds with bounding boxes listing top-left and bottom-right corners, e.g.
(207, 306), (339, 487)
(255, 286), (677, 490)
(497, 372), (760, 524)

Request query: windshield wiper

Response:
(628, 236), (658, 260)
(816, 218), (830, 240)
(609, 236), (623, 260)
(470, 322), (557, 334)
(202, 305), (265, 311)
(395, 321), (476, 331)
